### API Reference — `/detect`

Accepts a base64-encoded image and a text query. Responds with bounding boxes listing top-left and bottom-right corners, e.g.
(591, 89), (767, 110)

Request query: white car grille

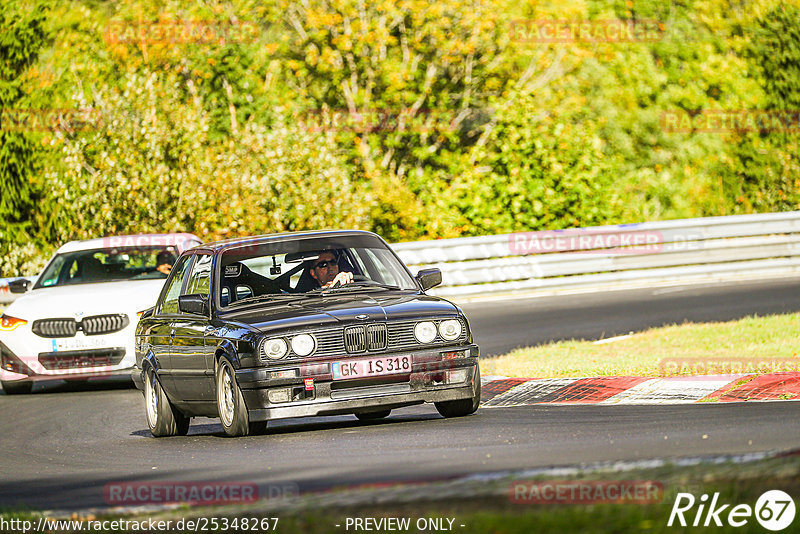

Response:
(32, 314), (130, 338)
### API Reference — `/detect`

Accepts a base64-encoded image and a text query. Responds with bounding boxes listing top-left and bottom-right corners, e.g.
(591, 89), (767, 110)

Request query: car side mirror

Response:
(178, 294), (209, 316)
(138, 307), (154, 319)
(415, 268), (442, 291)
(8, 278), (31, 294)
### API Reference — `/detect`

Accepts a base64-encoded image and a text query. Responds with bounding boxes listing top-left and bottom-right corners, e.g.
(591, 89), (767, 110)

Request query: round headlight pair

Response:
(262, 333), (316, 360)
(413, 319), (463, 344)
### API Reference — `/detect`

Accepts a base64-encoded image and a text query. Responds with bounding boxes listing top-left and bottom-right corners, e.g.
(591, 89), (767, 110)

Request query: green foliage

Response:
(0, 1), (48, 259)
(2, 0), (800, 276)
(276, 0), (511, 239)
(724, 2), (800, 212)
(750, 2), (800, 111)
(43, 70), (370, 244)
(0, 243), (49, 280)
(443, 93), (624, 234)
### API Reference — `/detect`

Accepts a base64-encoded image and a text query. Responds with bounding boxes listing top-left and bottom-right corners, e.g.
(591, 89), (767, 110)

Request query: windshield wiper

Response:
(320, 281), (403, 294)
(227, 292), (319, 307)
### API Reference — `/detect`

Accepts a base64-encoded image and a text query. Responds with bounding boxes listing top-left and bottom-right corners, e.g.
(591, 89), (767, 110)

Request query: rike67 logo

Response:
(668, 490), (796, 531)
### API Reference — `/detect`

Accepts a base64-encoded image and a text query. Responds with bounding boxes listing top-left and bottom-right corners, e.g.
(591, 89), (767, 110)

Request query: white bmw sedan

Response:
(0, 233), (201, 394)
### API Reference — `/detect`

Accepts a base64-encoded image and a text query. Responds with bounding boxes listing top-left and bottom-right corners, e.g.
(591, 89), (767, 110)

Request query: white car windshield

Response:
(35, 246), (180, 288)
(219, 235), (417, 307)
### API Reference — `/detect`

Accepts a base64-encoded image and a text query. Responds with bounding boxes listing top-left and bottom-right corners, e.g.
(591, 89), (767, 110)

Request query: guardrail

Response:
(3, 212), (799, 305)
(391, 211), (800, 298)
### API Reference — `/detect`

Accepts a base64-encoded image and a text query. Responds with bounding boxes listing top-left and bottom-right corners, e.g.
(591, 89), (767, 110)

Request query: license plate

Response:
(53, 336), (109, 352)
(331, 355), (412, 380)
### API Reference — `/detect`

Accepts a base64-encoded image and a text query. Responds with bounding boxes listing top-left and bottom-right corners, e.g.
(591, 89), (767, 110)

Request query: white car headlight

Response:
(262, 337), (288, 360)
(438, 319), (462, 341)
(291, 334), (316, 356)
(414, 321), (437, 344)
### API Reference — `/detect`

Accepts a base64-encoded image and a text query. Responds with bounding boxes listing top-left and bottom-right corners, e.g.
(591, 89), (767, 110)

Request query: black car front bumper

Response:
(237, 345), (480, 422)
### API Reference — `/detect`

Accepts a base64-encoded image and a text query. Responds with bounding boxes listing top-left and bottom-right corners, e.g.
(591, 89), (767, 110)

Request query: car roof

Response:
(56, 233), (202, 254)
(192, 230), (381, 254)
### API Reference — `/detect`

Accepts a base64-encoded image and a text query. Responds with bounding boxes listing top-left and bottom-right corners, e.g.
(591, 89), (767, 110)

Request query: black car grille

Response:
(344, 325), (366, 353)
(367, 323), (388, 350)
(344, 324), (387, 353)
(270, 318), (468, 361)
(31, 318), (78, 338)
(32, 314), (130, 338)
(38, 348), (125, 370)
(81, 314), (130, 335)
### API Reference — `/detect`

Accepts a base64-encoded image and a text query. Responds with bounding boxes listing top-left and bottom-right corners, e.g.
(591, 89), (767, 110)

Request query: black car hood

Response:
(217, 292), (459, 333)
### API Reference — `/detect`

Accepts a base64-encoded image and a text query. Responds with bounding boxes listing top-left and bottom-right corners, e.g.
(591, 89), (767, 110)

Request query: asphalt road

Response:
(2, 277), (799, 511)
(1, 392), (797, 510)
(462, 277), (800, 356)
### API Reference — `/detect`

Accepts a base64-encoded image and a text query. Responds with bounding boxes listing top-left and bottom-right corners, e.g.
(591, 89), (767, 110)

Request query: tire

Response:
(435, 365), (481, 418)
(216, 357), (260, 437)
(1, 380), (33, 395)
(355, 409), (391, 421)
(144, 367), (190, 437)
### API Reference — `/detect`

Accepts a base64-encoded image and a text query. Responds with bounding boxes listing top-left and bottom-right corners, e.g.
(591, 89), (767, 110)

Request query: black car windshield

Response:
(219, 234), (417, 307)
(35, 246), (180, 288)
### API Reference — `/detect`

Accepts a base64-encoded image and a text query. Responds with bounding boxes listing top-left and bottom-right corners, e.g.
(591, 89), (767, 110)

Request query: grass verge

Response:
(481, 313), (800, 378)
(3, 453), (799, 533)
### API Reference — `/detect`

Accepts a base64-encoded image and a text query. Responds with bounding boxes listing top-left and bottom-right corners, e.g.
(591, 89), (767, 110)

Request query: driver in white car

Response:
(155, 250), (176, 276)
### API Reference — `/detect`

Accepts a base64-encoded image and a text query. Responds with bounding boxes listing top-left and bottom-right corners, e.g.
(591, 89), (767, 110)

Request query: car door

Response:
(172, 253), (215, 402)
(152, 254), (193, 398)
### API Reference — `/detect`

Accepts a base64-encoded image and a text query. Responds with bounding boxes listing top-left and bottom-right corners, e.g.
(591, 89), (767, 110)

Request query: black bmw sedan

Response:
(133, 230), (480, 437)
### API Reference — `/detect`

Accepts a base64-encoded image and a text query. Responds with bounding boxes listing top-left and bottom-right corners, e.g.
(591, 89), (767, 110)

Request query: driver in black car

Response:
(309, 250), (354, 289)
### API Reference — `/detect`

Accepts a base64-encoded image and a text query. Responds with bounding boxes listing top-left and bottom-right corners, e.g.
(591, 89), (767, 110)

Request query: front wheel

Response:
(144, 367), (190, 437)
(216, 357), (261, 437)
(435, 365), (481, 418)
(1, 380), (33, 395)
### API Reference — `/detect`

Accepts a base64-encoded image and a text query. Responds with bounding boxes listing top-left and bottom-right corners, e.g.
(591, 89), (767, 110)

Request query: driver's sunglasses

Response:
(313, 260), (335, 269)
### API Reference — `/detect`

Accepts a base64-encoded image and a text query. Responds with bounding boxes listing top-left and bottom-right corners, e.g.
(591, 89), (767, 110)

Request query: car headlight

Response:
(0, 315), (27, 332)
(414, 321), (437, 344)
(262, 337), (288, 360)
(438, 319), (462, 341)
(291, 334), (316, 357)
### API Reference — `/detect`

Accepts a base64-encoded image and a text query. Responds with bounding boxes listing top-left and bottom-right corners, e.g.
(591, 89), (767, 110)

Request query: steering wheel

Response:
(329, 274), (370, 289)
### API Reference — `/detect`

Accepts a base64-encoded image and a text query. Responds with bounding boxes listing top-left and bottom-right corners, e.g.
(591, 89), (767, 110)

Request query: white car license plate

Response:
(331, 355), (412, 380)
(52, 336), (110, 352)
